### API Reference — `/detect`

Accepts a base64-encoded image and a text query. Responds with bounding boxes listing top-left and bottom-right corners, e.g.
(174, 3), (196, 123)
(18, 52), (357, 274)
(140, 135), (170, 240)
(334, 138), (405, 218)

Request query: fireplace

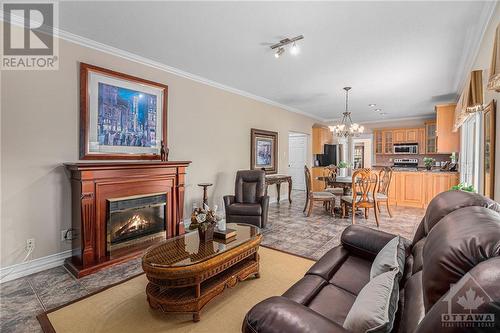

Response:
(107, 193), (167, 253)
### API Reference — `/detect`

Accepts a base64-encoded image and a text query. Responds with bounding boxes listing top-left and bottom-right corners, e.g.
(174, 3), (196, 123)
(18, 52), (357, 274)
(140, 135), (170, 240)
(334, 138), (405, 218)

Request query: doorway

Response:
(351, 138), (373, 169)
(288, 132), (308, 191)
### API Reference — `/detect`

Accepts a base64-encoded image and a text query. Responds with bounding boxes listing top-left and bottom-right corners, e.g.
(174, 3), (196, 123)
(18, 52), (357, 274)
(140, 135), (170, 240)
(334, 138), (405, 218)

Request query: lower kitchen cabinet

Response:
(388, 171), (459, 208)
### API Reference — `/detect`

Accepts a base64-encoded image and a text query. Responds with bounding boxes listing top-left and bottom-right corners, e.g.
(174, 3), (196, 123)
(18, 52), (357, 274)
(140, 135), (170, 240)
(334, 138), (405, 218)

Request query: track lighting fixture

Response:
(270, 35), (304, 58)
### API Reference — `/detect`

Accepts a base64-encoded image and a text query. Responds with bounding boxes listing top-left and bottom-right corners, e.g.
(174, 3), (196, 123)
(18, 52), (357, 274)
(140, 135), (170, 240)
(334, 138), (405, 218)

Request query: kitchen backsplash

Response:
(374, 153), (457, 166)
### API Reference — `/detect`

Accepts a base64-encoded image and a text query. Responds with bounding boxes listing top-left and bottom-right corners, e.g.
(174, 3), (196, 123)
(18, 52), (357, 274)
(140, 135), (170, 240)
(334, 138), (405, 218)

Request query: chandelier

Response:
(329, 87), (364, 138)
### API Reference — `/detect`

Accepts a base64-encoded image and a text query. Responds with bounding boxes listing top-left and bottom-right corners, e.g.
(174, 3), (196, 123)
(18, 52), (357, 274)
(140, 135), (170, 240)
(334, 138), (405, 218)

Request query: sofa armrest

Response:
(341, 225), (410, 260)
(223, 195), (235, 208)
(260, 195), (269, 228)
(243, 296), (348, 333)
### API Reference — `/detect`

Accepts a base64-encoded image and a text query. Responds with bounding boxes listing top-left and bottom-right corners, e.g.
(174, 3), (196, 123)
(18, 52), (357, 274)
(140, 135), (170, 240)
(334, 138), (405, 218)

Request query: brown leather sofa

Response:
(224, 170), (269, 228)
(243, 191), (500, 332)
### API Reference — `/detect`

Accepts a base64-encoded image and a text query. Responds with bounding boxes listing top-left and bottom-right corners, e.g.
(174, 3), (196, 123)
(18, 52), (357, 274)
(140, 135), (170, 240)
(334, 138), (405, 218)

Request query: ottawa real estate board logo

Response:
(2, 2), (59, 70)
(441, 273), (495, 329)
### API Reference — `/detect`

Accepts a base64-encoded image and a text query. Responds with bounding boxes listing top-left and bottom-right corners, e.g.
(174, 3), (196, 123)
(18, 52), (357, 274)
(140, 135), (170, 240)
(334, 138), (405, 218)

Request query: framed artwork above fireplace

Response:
(80, 63), (168, 160)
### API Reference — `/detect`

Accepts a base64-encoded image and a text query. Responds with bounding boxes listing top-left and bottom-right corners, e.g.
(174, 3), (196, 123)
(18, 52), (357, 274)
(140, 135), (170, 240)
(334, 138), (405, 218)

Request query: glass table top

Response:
(143, 223), (261, 268)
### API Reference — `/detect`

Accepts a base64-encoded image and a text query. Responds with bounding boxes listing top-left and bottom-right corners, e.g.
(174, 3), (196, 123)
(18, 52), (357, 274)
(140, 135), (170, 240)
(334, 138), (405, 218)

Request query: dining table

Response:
(316, 175), (353, 195)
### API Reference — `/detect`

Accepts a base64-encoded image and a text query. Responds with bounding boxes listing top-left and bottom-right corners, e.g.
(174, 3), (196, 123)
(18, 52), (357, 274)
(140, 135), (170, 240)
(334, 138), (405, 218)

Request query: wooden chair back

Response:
(378, 167), (393, 196)
(352, 168), (379, 207)
(304, 165), (312, 194)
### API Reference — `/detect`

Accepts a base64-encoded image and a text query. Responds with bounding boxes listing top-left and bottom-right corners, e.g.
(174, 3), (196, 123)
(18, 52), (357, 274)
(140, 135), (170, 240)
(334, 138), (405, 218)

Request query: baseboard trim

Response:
(0, 250), (72, 283)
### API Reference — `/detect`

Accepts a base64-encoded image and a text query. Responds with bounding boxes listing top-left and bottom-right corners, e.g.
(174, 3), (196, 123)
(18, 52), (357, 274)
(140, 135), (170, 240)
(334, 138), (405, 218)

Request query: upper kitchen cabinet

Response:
(393, 130), (406, 143)
(312, 127), (333, 154)
(384, 131), (394, 154)
(435, 104), (460, 153)
(374, 130), (383, 154)
(425, 120), (437, 154)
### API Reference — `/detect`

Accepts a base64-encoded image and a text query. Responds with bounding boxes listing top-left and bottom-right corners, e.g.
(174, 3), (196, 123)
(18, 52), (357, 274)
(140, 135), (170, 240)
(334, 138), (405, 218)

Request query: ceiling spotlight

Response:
(368, 104), (376, 107)
(380, 112), (388, 116)
(275, 47), (285, 58)
(374, 108), (381, 112)
(270, 35), (304, 58)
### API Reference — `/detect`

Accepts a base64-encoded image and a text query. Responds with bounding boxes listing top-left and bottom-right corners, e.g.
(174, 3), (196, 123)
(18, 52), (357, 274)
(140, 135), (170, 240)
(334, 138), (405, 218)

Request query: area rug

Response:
(37, 247), (313, 333)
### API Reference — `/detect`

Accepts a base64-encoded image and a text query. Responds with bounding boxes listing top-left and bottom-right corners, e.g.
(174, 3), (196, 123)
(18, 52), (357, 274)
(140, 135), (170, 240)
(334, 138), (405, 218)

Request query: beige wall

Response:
(0, 38), (316, 267)
(471, 3), (500, 201)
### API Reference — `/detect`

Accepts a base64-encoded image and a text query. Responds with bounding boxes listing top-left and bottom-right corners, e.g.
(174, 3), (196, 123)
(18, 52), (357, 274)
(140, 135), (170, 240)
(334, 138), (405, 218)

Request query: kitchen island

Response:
(383, 169), (459, 208)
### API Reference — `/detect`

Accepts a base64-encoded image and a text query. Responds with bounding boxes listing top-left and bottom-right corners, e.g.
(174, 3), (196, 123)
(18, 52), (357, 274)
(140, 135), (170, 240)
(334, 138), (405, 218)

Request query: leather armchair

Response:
(224, 170), (269, 228)
(243, 191), (500, 333)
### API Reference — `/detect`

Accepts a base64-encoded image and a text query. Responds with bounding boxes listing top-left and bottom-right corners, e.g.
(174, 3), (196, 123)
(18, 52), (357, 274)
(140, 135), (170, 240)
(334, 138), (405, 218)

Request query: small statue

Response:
(160, 141), (169, 161)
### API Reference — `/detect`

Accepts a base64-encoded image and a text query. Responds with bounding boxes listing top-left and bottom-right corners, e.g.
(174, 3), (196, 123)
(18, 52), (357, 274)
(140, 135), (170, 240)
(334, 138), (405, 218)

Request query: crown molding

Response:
(453, 1), (497, 95)
(323, 114), (435, 125)
(51, 28), (327, 122)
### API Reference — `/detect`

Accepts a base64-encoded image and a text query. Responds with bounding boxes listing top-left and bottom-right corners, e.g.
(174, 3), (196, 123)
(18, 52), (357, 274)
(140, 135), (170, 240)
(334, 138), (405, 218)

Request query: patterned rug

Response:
(261, 190), (423, 260)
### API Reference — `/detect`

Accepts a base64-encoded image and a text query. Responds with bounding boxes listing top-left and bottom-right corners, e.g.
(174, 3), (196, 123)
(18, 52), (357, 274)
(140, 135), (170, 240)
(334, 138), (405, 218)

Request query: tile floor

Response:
(0, 190), (423, 333)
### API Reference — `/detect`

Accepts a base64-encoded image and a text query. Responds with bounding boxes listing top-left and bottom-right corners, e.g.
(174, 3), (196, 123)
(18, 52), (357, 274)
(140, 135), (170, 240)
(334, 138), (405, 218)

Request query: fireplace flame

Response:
(114, 214), (151, 238)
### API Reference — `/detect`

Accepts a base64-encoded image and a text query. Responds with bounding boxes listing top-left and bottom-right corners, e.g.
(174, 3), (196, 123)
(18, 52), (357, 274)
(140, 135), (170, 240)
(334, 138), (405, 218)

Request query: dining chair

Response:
(323, 165), (344, 197)
(304, 166), (335, 217)
(341, 168), (380, 226)
(376, 167), (393, 218)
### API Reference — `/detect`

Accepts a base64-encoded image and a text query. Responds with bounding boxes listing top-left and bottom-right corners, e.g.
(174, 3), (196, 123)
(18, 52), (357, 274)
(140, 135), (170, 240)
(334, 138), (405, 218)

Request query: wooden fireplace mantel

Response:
(64, 161), (191, 277)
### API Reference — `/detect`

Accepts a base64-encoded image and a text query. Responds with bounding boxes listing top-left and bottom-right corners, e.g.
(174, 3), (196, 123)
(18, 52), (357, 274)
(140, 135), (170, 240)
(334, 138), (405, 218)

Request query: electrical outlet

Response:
(26, 238), (35, 252)
(61, 229), (72, 241)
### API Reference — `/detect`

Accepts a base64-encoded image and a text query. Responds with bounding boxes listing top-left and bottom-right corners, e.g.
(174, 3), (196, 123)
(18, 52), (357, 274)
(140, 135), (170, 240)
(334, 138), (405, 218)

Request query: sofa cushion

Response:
(282, 274), (327, 305)
(307, 284), (357, 326)
(306, 246), (350, 280)
(226, 203), (262, 216)
(370, 236), (406, 279)
(398, 271), (425, 333)
(343, 269), (400, 333)
(329, 255), (371, 296)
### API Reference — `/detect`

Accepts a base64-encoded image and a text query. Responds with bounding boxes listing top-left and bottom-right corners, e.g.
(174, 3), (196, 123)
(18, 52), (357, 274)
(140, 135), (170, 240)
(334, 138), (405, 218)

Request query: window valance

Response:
(454, 70), (483, 131)
(487, 23), (500, 91)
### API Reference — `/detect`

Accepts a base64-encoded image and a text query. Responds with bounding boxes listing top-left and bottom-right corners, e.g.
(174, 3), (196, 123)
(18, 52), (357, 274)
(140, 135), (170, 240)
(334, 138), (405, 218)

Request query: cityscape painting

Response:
(80, 63), (168, 160)
(97, 83), (158, 148)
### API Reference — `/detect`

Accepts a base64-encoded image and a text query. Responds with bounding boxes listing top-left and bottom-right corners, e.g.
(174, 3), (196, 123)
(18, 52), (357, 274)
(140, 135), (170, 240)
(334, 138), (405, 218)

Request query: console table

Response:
(265, 174), (292, 204)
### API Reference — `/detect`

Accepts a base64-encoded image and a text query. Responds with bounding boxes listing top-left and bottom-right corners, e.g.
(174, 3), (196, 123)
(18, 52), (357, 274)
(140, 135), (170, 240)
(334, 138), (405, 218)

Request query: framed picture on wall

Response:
(80, 63), (168, 160)
(251, 128), (278, 174)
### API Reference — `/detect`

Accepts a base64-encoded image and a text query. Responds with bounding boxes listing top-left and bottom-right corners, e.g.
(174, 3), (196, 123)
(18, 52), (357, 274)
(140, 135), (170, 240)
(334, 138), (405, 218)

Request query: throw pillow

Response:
(370, 236), (405, 279)
(343, 269), (400, 333)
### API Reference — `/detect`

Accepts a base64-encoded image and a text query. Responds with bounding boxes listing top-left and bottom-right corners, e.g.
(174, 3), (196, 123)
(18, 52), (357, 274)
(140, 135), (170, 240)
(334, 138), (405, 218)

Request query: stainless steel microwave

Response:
(393, 143), (418, 154)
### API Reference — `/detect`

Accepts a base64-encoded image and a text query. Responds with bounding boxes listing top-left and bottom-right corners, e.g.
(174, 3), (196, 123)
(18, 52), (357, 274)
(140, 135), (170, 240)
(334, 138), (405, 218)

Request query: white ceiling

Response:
(59, 1), (495, 122)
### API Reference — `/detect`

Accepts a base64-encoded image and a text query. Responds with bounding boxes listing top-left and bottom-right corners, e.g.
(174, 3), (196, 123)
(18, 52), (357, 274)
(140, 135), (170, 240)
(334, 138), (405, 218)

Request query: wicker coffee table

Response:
(142, 223), (262, 322)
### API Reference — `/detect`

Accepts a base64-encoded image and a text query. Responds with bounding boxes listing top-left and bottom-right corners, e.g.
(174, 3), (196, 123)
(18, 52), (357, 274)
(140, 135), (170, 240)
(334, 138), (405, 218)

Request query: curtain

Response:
(487, 24), (500, 91)
(454, 70), (483, 131)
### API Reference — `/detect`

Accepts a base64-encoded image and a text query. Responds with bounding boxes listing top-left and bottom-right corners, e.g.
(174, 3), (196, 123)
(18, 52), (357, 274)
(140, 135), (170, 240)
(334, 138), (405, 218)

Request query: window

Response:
(460, 113), (482, 191)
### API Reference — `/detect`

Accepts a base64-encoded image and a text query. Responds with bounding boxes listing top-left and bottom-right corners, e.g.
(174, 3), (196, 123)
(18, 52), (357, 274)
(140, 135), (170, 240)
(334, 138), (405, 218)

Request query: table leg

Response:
(276, 183), (281, 203)
(288, 179), (292, 204)
(193, 313), (200, 322)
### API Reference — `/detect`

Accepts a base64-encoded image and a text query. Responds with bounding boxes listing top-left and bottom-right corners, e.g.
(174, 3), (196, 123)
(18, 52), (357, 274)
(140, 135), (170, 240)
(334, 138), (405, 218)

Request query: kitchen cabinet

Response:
(312, 127), (333, 154)
(418, 128), (426, 154)
(406, 129), (418, 142)
(311, 167), (326, 192)
(374, 131), (383, 154)
(387, 171), (459, 208)
(435, 104), (460, 153)
(396, 172), (426, 207)
(393, 130), (406, 143)
(425, 121), (437, 154)
(374, 127), (427, 154)
(384, 131), (393, 154)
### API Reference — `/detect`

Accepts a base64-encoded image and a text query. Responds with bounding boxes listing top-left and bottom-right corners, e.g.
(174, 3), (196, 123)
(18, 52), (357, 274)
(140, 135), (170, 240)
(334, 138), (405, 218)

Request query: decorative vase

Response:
(426, 165), (432, 171)
(339, 168), (347, 177)
(198, 225), (215, 242)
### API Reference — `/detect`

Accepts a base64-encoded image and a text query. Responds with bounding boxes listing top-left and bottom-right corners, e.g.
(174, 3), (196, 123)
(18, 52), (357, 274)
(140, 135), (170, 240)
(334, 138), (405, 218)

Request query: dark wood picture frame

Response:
(250, 128), (278, 174)
(482, 100), (496, 199)
(80, 63), (168, 160)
